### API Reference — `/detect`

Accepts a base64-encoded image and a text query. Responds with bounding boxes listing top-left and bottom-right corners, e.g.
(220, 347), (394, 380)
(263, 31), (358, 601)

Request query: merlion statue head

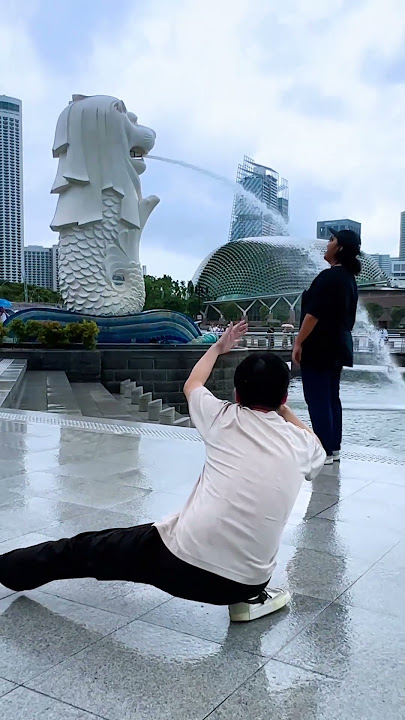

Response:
(50, 94), (156, 230)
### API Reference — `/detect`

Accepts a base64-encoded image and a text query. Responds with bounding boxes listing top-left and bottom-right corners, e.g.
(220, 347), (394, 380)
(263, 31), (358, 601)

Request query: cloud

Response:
(281, 85), (349, 119)
(2, 0), (405, 279)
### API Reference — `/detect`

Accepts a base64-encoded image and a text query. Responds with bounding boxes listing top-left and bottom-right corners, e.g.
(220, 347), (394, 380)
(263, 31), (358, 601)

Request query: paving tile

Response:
(0, 410), (404, 719)
(206, 659), (404, 720)
(303, 470), (372, 498)
(26, 620), (266, 720)
(141, 592), (328, 657)
(336, 541), (405, 619)
(0, 687), (101, 719)
(268, 544), (372, 602)
(40, 508), (141, 539)
(276, 490), (337, 527)
(333, 459), (405, 486)
(276, 602), (405, 687)
(0, 498), (91, 543)
(0, 532), (59, 554)
(0, 590), (130, 683)
(41, 577), (171, 618)
(349, 481), (405, 506)
(33, 478), (151, 510)
(111, 491), (185, 523)
(317, 494), (405, 532)
(0, 678), (16, 698)
(281, 516), (401, 561)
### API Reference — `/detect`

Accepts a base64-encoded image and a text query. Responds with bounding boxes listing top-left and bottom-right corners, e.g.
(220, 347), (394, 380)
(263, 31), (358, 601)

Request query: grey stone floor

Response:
(0, 410), (404, 719)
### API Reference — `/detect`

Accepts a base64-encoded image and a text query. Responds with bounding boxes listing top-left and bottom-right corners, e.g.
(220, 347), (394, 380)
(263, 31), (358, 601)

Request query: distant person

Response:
(0, 322), (325, 623)
(292, 229), (361, 465)
(267, 326), (275, 349)
(0, 307), (7, 324)
(379, 327), (389, 346)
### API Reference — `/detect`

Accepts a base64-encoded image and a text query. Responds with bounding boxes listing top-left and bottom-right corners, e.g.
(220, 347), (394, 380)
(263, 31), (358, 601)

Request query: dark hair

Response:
(333, 229), (362, 276)
(338, 245), (361, 275)
(234, 352), (290, 410)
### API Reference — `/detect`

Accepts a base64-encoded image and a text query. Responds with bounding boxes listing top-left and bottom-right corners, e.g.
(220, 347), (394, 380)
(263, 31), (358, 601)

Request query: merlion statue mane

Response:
(51, 94), (159, 316)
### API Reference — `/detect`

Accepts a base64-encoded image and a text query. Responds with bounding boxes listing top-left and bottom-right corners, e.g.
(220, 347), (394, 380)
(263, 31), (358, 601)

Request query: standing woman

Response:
(292, 230), (361, 465)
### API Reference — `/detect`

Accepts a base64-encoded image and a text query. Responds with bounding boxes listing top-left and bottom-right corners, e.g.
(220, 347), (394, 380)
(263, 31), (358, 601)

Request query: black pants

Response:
(0, 523), (267, 606)
(301, 367), (342, 456)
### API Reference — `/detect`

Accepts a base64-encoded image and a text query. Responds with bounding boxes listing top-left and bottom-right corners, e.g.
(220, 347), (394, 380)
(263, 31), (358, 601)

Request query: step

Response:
(112, 393), (188, 425)
(18, 371), (82, 415)
(46, 371), (82, 415)
(0, 358), (27, 408)
(71, 383), (132, 420)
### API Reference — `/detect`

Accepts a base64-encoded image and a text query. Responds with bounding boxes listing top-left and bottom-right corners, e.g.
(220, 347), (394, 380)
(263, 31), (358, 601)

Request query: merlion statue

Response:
(50, 94), (159, 315)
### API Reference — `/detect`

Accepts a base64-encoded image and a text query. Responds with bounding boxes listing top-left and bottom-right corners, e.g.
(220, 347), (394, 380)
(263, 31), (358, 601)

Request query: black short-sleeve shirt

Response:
(300, 266), (358, 370)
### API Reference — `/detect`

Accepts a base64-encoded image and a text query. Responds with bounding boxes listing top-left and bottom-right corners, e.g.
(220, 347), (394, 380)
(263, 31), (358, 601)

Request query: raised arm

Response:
(184, 321), (248, 400)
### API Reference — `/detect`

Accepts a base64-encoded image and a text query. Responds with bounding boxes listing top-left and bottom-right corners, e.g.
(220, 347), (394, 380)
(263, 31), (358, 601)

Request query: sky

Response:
(1, 0), (405, 281)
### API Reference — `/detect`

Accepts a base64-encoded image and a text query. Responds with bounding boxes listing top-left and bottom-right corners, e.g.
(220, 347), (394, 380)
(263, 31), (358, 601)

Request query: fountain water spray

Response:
(148, 155), (288, 235)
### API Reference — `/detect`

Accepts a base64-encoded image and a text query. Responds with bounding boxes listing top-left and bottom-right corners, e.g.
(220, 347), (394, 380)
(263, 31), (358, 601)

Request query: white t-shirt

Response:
(155, 387), (325, 586)
(0, 312), (7, 324)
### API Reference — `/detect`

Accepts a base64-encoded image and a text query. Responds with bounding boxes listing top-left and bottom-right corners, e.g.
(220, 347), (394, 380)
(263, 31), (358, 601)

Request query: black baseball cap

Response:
(328, 228), (361, 254)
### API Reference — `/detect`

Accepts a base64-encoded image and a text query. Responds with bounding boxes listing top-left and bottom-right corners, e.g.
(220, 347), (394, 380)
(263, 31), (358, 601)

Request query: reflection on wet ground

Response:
(0, 412), (404, 719)
(289, 376), (405, 452)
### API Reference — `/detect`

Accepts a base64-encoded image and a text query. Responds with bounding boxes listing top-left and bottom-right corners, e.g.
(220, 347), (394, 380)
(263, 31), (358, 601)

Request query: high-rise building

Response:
(24, 245), (59, 291)
(317, 219), (361, 240)
(369, 254), (392, 276)
(0, 95), (23, 282)
(229, 156), (289, 241)
(391, 259), (405, 280)
(399, 211), (405, 260)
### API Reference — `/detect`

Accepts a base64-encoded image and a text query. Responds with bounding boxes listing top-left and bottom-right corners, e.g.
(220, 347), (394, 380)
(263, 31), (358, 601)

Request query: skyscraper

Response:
(24, 245), (59, 291)
(229, 156), (289, 242)
(0, 95), (23, 282)
(316, 219), (361, 240)
(369, 254), (392, 276)
(400, 211), (405, 261)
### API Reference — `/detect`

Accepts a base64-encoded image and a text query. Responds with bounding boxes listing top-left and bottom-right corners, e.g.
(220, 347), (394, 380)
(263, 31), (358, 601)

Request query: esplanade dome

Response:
(193, 237), (388, 302)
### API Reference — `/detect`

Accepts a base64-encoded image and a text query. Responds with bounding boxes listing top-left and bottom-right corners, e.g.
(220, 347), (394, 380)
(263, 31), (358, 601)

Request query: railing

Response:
(236, 332), (405, 353)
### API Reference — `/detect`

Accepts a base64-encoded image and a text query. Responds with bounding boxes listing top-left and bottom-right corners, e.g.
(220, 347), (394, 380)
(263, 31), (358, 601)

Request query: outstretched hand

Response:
(216, 320), (248, 355)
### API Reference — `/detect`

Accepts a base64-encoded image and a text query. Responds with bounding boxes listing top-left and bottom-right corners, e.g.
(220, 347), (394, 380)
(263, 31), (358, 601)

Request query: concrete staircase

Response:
(113, 379), (191, 426)
(1, 362), (190, 426)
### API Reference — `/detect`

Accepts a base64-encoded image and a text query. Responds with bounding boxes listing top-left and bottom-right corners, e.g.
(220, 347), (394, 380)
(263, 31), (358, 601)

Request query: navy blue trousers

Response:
(301, 367), (342, 456)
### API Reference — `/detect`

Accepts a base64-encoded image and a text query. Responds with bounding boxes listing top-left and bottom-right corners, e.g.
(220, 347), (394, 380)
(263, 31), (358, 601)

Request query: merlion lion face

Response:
(126, 111), (156, 176)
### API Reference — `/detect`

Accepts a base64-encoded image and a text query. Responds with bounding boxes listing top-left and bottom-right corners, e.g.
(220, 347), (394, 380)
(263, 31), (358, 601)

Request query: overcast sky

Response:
(1, 0), (405, 280)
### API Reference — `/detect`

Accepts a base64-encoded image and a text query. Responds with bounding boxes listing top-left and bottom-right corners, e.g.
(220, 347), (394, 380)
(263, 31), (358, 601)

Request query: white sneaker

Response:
(333, 451), (341, 462)
(229, 588), (291, 623)
(324, 455), (334, 465)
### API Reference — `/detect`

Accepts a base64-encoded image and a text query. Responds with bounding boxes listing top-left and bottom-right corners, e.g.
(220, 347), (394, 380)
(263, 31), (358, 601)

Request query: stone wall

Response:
(0, 345), (298, 414)
(100, 347), (251, 414)
(0, 348), (101, 383)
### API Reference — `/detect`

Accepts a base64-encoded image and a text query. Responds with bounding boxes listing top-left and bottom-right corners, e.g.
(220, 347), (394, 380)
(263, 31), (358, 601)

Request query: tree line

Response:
(0, 276), (203, 317)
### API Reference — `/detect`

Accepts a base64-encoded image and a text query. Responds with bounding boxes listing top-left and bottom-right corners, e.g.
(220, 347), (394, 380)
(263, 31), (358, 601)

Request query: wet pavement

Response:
(0, 409), (404, 719)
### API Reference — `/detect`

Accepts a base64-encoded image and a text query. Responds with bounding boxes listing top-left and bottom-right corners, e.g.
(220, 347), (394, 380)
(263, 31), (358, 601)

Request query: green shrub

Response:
(65, 321), (99, 349)
(37, 321), (68, 348)
(8, 318), (30, 343)
(79, 320), (99, 350)
(25, 320), (42, 340)
(0, 325), (8, 344)
(65, 322), (84, 344)
(7, 318), (99, 349)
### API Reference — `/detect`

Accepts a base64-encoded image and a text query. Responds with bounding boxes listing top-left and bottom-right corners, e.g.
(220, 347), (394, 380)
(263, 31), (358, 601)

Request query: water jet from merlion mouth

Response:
(147, 154), (289, 236)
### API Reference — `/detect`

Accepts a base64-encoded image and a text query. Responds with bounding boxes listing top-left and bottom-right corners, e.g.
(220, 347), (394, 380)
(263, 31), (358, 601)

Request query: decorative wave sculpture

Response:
(6, 308), (202, 345)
